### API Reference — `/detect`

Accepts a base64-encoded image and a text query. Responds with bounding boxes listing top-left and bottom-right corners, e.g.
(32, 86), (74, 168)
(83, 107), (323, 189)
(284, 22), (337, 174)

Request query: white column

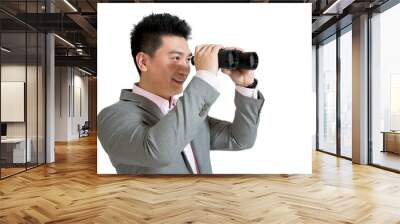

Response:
(352, 14), (369, 164)
(46, 1), (55, 163)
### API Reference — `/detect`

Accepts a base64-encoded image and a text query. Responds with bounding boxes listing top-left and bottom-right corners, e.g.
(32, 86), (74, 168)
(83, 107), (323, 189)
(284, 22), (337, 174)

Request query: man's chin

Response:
(170, 82), (184, 93)
(174, 88), (183, 95)
(170, 86), (183, 96)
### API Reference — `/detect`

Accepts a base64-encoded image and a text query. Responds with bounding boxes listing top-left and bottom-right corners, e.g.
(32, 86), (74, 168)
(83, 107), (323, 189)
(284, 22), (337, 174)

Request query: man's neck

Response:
(137, 80), (172, 103)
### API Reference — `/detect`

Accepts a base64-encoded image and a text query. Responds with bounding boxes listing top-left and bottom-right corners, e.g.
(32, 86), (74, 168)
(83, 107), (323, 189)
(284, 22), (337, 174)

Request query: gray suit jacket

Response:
(98, 77), (265, 174)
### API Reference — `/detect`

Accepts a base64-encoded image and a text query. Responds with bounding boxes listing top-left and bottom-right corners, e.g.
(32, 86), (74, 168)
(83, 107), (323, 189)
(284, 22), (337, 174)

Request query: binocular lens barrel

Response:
(190, 49), (258, 70)
(238, 51), (258, 70)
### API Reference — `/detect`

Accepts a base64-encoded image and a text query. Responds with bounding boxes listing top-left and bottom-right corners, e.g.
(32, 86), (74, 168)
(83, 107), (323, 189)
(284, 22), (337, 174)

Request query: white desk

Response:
(1, 138), (31, 163)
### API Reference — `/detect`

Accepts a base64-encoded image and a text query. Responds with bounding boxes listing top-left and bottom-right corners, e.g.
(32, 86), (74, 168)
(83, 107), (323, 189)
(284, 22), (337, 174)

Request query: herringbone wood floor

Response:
(1, 134), (400, 223)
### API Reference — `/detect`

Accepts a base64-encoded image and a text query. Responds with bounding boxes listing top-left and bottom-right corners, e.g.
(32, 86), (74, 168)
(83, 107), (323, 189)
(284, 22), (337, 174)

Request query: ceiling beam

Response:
(322, 0), (356, 14)
(67, 13), (97, 40)
(55, 55), (96, 70)
(312, 15), (335, 33)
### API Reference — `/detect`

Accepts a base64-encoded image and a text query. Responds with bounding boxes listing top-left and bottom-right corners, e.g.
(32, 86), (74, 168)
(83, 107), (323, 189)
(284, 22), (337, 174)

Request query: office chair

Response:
(79, 121), (90, 138)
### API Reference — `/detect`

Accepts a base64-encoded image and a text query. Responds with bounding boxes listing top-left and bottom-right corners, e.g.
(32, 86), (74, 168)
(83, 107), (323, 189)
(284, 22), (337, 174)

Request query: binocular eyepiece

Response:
(191, 49), (258, 70)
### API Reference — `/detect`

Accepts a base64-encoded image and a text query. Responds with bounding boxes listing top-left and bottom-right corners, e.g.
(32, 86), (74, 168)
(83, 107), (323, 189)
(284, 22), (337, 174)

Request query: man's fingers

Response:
(194, 44), (224, 74)
(221, 68), (232, 75)
(211, 45), (223, 55)
(205, 45), (215, 54)
(196, 45), (207, 54)
(196, 44), (224, 55)
(197, 45), (245, 55)
(223, 46), (245, 52)
(197, 44), (211, 57)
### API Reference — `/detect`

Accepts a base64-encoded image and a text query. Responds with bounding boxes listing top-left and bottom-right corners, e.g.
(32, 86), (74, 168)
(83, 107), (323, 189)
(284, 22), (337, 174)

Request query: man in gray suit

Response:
(98, 13), (265, 174)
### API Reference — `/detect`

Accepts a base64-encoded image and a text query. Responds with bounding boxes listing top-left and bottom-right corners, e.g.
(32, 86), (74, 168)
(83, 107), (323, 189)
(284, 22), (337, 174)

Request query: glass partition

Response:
(0, 1), (46, 179)
(371, 3), (400, 171)
(27, 31), (38, 169)
(1, 31), (28, 177)
(317, 35), (337, 155)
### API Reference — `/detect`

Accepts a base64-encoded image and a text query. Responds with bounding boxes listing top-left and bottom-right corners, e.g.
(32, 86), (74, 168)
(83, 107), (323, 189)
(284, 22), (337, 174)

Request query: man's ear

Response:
(136, 52), (149, 72)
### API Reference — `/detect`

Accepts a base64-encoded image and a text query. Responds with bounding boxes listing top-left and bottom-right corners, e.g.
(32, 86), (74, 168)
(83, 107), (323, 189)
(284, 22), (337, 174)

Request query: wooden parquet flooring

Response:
(1, 134), (400, 223)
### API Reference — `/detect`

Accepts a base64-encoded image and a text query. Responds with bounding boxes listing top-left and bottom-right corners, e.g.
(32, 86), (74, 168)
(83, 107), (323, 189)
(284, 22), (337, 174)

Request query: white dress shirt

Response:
(132, 70), (258, 174)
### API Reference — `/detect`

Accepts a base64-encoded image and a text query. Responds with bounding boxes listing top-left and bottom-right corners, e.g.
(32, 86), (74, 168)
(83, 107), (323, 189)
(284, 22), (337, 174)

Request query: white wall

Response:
(55, 67), (89, 141)
(55, 66), (68, 141)
(72, 72), (89, 138)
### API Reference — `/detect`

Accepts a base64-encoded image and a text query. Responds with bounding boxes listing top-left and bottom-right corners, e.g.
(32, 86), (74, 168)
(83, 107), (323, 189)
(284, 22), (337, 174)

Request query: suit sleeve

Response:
(208, 90), (265, 151)
(98, 77), (220, 168)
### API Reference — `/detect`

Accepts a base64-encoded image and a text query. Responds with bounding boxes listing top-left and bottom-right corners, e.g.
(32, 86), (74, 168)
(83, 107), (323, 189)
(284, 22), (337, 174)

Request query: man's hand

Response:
(194, 44), (223, 74)
(221, 47), (255, 87)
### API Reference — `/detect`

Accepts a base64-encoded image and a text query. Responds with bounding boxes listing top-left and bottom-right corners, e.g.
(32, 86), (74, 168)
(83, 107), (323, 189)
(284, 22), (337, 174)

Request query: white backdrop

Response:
(97, 3), (312, 174)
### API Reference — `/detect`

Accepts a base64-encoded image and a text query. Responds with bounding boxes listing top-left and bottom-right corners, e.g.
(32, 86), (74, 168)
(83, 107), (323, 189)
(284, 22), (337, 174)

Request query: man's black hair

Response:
(130, 13), (192, 75)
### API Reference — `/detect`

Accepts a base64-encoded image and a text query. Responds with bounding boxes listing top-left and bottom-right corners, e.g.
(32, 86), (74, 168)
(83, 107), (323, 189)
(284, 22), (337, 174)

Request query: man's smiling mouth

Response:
(172, 77), (185, 84)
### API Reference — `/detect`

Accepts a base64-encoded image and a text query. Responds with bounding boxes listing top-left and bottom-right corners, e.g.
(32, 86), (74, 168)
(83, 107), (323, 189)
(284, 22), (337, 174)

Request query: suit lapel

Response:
(120, 89), (201, 174)
(137, 98), (164, 120)
(119, 89), (164, 120)
(120, 89), (194, 174)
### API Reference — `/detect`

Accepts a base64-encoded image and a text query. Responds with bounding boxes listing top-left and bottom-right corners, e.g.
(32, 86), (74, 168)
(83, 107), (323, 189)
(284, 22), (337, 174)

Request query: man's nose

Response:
(178, 58), (190, 72)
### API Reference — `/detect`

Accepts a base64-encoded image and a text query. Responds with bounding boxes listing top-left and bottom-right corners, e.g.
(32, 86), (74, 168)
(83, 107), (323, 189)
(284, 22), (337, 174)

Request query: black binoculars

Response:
(191, 49), (258, 70)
